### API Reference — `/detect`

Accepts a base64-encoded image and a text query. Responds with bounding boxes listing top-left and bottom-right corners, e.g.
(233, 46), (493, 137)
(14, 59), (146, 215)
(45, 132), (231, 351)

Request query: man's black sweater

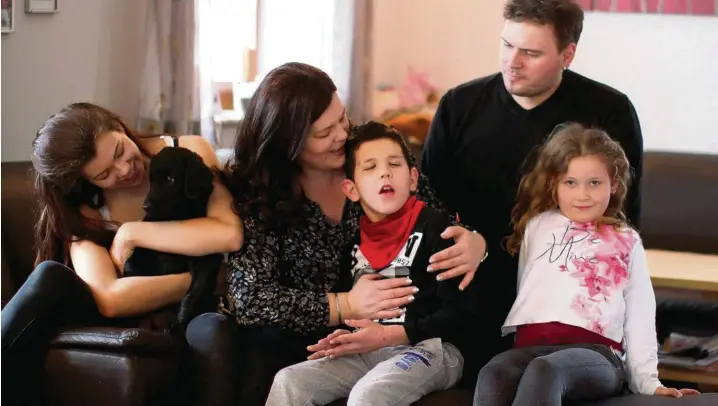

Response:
(420, 69), (644, 367)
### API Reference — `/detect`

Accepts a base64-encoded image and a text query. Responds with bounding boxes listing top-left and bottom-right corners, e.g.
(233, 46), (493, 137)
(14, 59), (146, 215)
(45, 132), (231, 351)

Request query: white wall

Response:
(371, 1), (718, 154)
(1, 0), (147, 162)
(571, 12), (718, 154)
(371, 0), (504, 92)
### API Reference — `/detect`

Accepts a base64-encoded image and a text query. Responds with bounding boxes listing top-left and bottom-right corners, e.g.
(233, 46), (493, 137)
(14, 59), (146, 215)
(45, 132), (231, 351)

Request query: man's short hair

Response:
(504, 0), (584, 51)
(345, 121), (414, 181)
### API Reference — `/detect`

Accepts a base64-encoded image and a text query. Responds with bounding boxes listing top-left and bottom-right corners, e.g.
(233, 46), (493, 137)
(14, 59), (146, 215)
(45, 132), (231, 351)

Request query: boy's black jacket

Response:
(334, 206), (478, 353)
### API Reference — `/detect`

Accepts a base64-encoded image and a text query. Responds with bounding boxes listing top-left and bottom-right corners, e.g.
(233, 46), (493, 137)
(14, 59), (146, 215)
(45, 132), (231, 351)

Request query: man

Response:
(421, 0), (643, 386)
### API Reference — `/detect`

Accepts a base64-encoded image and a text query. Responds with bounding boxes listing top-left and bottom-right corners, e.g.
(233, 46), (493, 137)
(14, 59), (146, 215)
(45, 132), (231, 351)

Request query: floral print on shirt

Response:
(568, 222), (636, 334)
(539, 220), (637, 335)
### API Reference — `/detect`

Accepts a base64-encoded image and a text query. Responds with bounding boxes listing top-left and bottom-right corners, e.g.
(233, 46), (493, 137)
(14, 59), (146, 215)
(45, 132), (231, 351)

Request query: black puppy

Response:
(123, 146), (223, 333)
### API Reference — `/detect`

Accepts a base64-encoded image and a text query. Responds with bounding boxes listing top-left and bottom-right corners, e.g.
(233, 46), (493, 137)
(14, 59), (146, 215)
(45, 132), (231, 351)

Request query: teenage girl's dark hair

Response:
(222, 62), (337, 230)
(505, 122), (631, 255)
(31, 102), (150, 266)
(344, 121), (414, 181)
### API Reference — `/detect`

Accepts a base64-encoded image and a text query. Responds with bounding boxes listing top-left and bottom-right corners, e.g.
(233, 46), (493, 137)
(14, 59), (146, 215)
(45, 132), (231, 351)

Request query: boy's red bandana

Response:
(360, 195), (425, 270)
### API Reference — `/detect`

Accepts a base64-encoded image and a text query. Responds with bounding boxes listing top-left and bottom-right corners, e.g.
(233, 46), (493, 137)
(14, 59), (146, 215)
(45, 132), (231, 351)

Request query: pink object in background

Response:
(616, 0), (650, 12)
(578, 0), (715, 14)
(398, 66), (437, 109)
(684, 0), (716, 14)
(595, 0), (613, 11)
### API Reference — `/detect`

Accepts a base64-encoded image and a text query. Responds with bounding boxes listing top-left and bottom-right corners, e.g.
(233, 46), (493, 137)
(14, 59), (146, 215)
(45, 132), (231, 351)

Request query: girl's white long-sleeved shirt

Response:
(502, 210), (662, 395)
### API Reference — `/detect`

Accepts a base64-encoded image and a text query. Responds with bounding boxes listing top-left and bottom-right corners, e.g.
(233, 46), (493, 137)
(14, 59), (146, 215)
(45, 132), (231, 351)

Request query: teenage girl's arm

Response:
(70, 233), (190, 318)
(111, 136), (242, 267)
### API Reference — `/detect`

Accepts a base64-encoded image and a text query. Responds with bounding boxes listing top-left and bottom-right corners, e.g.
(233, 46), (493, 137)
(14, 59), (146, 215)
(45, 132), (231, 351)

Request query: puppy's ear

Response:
(184, 154), (214, 199)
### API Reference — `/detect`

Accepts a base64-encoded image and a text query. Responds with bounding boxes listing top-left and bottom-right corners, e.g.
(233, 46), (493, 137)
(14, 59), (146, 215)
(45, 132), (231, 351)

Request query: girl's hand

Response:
(323, 320), (408, 358)
(654, 386), (700, 397)
(428, 226), (486, 290)
(307, 329), (352, 360)
(346, 274), (417, 320)
(110, 222), (138, 274)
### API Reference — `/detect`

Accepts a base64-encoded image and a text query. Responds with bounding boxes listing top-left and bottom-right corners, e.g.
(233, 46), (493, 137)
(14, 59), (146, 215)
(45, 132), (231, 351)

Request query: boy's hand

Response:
(654, 386), (700, 397)
(323, 320), (409, 358)
(306, 329), (351, 360)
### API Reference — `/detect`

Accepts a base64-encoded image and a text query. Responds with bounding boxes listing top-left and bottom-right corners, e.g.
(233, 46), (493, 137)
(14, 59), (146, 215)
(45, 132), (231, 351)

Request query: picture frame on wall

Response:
(26, 0), (57, 14)
(1, 0), (13, 33)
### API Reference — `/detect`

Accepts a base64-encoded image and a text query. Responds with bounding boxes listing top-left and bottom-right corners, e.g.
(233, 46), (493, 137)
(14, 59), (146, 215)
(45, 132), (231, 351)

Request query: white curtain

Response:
(257, 0), (373, 122)
(136, 0), (214, 143)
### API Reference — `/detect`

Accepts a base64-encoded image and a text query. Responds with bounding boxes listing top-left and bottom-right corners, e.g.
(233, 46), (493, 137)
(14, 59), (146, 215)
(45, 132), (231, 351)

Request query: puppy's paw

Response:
(164, 321), (185, 336)
(122, 263), (137, 278)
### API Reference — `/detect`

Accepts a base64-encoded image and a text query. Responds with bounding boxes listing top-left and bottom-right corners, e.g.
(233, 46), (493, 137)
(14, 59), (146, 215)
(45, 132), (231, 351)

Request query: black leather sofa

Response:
(1, 161), (189, 406)
(2, 151), (717, 405)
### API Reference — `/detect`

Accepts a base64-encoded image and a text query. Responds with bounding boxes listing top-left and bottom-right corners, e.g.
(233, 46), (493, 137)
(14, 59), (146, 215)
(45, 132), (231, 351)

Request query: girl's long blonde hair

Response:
(505, 123), (632, 255)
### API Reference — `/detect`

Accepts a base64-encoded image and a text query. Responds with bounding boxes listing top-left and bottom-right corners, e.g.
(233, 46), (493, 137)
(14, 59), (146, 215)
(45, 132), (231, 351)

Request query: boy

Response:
(265, 121), (476, 406)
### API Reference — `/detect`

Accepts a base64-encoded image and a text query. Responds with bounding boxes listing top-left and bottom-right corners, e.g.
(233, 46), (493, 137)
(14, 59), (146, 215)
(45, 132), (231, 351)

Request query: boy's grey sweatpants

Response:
(265, 338), (463, 406)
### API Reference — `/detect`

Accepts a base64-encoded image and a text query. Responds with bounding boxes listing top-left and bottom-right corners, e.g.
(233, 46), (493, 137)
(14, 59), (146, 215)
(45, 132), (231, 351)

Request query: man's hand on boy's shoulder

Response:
(313, 320), (409, 359)
(427, 224), (486, 291)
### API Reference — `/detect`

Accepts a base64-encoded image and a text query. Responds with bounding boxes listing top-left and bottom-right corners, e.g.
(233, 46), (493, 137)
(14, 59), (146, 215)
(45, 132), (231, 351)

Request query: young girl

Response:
(474, 123), (700, 405)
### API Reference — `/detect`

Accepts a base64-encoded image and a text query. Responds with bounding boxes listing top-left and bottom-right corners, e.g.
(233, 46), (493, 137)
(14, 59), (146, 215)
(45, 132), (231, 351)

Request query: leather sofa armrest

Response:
(50, 326), (185, 356)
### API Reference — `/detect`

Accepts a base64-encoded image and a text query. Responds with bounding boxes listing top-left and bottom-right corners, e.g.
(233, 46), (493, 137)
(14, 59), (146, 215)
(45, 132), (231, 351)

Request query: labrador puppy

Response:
(123, 146), (223, 334)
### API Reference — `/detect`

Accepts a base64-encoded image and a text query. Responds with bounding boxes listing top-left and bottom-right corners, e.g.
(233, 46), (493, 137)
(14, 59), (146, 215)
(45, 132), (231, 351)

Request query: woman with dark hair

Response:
(1, 102), (242, 406)
(222, 62), (488, 405)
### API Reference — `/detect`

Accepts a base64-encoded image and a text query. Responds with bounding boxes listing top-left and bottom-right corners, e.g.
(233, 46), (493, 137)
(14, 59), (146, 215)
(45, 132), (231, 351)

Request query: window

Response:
(198, 0), (258, 84)
(256, 0), (354, 104)
(257, 0), (335, 78)
(198, 0), (354, 115)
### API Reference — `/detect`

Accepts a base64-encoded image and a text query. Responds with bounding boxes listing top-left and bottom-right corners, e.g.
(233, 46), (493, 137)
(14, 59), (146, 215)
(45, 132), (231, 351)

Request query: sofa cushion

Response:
(328, 389), (718, 405)
(578, 394), (718, 405)
(1, 161), (37, 288)
(46, 347), (188, 406)
(327, 389), (472, 406)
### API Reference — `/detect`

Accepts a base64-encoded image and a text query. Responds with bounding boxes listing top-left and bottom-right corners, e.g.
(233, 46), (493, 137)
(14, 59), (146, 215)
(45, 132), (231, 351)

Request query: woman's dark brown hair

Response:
(31, 102), (150, 266)
(505, 122), (631, 255)
(222, 62), (337, 230)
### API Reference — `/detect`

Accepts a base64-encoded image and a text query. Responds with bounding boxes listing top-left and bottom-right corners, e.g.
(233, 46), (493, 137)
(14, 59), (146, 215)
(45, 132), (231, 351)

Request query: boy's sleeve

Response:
(331, 232), (360, 294)
(401, 218), (478, 345)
